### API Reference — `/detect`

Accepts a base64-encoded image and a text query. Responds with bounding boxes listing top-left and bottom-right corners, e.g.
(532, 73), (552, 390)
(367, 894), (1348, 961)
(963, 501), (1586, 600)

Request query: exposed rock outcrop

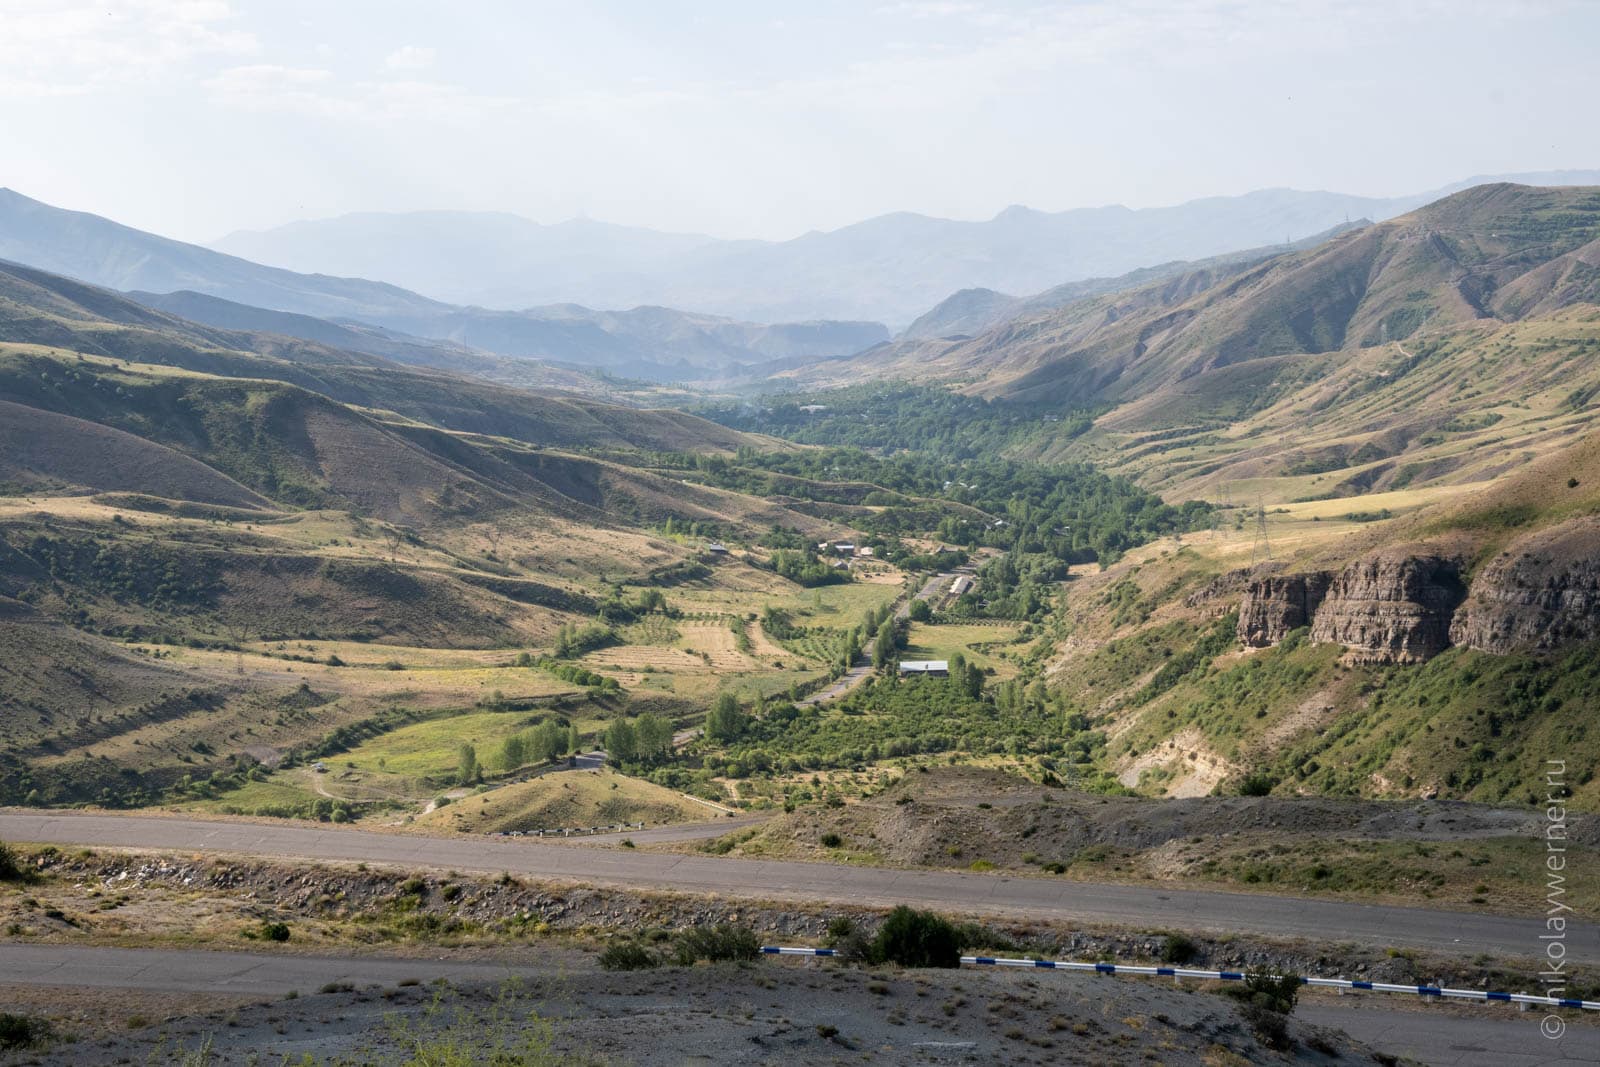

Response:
(1185, 567), (1253, 617)
(1237, 570), (1332, 647)
(1450, 517), (1600, 654)
(1307, 550), (1466, 663)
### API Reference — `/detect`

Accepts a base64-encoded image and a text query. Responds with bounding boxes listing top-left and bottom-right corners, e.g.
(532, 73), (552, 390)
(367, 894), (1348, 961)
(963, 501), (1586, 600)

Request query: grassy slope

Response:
(417, 767), (715, 833)
(792, 185), (1600, 505)
(0, 266), (888, 813)
(1039, 425), (1600, 809)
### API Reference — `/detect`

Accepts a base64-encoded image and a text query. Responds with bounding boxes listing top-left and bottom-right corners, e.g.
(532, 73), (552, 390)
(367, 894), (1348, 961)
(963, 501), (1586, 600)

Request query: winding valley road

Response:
(2, 810), (1594, 964)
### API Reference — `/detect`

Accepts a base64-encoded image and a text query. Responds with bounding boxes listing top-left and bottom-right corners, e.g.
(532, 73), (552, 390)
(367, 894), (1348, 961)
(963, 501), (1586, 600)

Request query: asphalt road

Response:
(797, 573), (947, 707)
(4, 810), (1595, 964)
(1298, 1002), (1600, 1067)
(0, 944), (1594, 1066)
(0, 943), (527, 996)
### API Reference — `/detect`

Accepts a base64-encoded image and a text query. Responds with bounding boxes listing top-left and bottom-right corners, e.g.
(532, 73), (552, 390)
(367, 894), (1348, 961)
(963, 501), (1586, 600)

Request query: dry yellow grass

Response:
(677, 621), (763, 671)
(416, 766), (716, 833)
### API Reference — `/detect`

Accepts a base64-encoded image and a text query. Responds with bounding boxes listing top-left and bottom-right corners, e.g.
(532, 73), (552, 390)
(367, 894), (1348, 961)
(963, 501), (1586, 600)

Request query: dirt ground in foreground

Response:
(3, 961), (1387, 1066)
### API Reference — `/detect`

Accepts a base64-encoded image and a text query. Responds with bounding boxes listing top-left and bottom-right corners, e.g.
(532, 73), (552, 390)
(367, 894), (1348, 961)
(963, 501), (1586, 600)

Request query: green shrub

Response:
(868, 906), (962, 968)
(0, 1013), (50, 1050)
(1237, 772), (1275, 797)
(261, 921), (291, 942)
(1160, 933), (1198, 964)
(820, 832), (843, 848)
(0, 841), (27, 882)
(1224, 971), (1301, 1050)
(598, 940), (658, 971)
(673, 924), (761, 965)
(825, 915), (871, 958)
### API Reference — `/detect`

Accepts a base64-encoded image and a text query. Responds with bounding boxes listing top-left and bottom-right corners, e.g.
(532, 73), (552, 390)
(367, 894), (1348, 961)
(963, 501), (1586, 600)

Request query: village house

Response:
(898, 660), (949, 678)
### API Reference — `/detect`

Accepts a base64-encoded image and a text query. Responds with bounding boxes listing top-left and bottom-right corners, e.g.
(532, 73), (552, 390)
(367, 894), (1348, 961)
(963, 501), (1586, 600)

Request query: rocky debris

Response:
(1449, 516), (1600, 654)
(1308, 549), (1466, 664)
(1237, 570), (1333, 647)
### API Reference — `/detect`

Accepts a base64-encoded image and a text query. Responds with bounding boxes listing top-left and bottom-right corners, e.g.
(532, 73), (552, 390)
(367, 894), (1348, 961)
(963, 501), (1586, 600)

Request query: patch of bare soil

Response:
(1116, 726), (1234, 797)
(1260, 687), (1342, 750)
(736, 766), (1591, 862)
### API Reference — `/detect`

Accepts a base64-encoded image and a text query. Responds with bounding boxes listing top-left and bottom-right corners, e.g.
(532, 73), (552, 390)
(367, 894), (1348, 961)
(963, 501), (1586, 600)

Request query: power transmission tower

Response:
(1213, 482), (1232, 541)
(1250, 496), (1273, 566)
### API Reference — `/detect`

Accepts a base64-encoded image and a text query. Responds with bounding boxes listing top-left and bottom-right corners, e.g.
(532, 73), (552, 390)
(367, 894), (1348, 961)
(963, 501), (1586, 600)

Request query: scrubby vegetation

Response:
(0, 1013), (52, 1052)
(868, 906), (963, 968)
(0, 839), (29, 882)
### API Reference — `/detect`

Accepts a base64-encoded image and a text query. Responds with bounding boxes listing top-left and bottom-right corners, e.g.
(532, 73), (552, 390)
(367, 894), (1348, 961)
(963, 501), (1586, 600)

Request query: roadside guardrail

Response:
(759, 947), (1599, 1011)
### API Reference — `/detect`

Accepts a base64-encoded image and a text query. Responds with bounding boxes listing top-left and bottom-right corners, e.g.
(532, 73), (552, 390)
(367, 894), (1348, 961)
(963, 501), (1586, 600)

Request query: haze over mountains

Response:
(213, 170), (1600, 326)
(0, 188), (885, 382)
(3, 172), (1597, 388)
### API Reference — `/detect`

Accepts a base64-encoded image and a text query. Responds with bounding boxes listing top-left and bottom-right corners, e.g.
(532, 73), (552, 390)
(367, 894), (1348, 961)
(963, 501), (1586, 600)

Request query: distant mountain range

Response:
(212, 171), (1600, 326)
(0, 189), (886, 382)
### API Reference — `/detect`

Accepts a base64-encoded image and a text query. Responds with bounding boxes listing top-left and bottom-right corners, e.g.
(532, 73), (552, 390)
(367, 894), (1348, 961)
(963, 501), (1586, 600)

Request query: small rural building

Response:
(832, 541), (856, 555)
(705, 542), (729, 555)
(856, 546), (875, 558)
(899, 660), (949, 677)
(949, 575), (973, 596)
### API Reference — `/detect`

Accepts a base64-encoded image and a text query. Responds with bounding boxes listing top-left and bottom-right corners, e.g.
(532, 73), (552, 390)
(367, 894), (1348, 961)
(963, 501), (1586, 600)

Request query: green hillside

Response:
(682, 185), (1600, 815)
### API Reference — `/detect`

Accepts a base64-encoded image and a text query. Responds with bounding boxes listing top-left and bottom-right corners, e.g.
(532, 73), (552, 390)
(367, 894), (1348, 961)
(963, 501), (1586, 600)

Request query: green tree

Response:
(949, 651), (983, 699)
(705, 691), (748, 742)
(498, 733), (527, 773)
(635, 713), (672, 760)
(531, 721), (568, 763)
(872, 623), (896, 669)
(605, 719), (638, 763)
(456, 743), (478, 786)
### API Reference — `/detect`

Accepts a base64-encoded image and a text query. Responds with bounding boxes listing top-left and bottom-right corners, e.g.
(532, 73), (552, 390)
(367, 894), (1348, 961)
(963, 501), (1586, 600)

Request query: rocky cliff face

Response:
(1308, 551), (1466, 664)
(1237, 571), (1333, 647)
(1449, 517), (1600, 654)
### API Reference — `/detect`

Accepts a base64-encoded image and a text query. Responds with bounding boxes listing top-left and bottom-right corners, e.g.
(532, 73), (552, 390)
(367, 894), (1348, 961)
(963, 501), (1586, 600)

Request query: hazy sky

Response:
(3, 0), (1597, 243)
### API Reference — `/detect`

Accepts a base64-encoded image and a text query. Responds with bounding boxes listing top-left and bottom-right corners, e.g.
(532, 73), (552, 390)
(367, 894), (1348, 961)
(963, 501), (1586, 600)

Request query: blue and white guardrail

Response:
(759, 947), (1599, 1011)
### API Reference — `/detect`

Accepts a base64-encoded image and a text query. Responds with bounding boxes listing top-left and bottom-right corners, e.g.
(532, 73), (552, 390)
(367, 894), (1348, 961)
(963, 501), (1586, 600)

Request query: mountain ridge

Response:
(0, 189), (886, 381)
(205, 170), (1600, 325)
